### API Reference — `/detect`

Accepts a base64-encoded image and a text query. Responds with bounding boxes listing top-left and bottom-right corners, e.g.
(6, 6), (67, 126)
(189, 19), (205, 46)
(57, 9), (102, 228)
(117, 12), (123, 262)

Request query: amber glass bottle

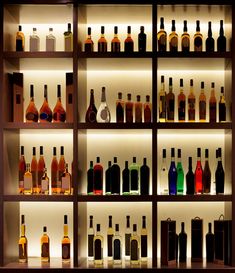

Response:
(84, 27), (94, 52)
(116, 92), (124, 123)
(98, 26), (107, 53)
(124, 26), (134, 52)
(125, 93), (133, 123)
(16, 25), (25, 51)
(85, 89), (97, 123)
(37, 146), (45, 193)
(19, 146), (26, 194)
(51, 147), (59, 194)
(144, 95), (152, 123)
(53, 85), (66, 123)
(39, 85), (52, 122)
(135, 95), (142, 123)
(31, 147), (38, 194)
(111, 26), (121, 52)
(25, 85), (39, 123)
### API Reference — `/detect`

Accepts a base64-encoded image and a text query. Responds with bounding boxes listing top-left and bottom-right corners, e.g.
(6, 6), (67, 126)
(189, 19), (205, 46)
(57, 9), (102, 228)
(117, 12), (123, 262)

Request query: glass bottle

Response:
(30, 27), (40, 52)
(111, 157), (120, 195)
(181, 20), (190, 52)
(159, 75), (166, 122)
(84, 27), (94, 52)
(87, 161), (94, 195)
(19, 215), (28, 263)
(176, 149), (184, 195)
(113, 224), (122, 264)
(157, 17), (167, 52)
(141, 216), (148, 262)
(41, 168), (49, 195)
(38, 146), (45, 194)
(31, 147), (38, 194)
(97, 87), (111, 123)
(217, 20), (226, 52)
(188, 79), (195, 122)
(23, 163), (32, 195)
(166, 77), (175, 122)
(195, 148), (203, 194)
(41, 226), (50, 262)
(86, 89), (97, 123)
(25, 85), (39, 123)
(64, 23), (73, 52)
(206, 21), (214, 52)
(124, 26), (134, 52)
(93, 157), (103, 195)
(203, 149), (211, 194)
(130, 224), (140, 265)
(215, 148), (224, 194)
(186, 157), (195, 194)
(179, 222), (187, 263)
(125, 93), (133, 123)
(168, 148), (177, 195)
(51, 147), (59, 194)
(144, 95), (152, 123)
(125, 215), (131, 260)
(61, 163), (72, 195)
(140, 158), (149, 195)
(160, 148), (168, 195)
(46, 28), (56, 52)
(130, 157), (140, 195)
(88, 215), (94, 261)
(194, 20), (203, 52)
(16, 25), (25, 51)
(105, 161), (112, 195)
(107, 215), (114, 261)
(62, 215), (70, 263)
(209, 82), (217, 123)
(111, 26), (121, 52)
(53, 85), (66, 123)
(58, 146), (66, 188)
(206, 222), (214, 262)
(138, 26), (146, 52)
(135, 95), (142, 123)
(116, 92), (124, 123)
(178, 78), (186, 122)
(39, 85), (52, 122)
(199, 81), (206, 122)
(94, 224), (103, 265)
(19, 146), (26, 194)
(122, 161), (130, 195)
(98, 26), (107, 53)
(219, 87), (226, 122)
(169, 20), (178, 52)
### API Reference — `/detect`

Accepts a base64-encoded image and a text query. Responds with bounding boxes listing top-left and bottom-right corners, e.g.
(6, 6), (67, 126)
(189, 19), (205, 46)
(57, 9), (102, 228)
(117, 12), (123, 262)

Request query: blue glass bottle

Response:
(168, 148), (177, 195)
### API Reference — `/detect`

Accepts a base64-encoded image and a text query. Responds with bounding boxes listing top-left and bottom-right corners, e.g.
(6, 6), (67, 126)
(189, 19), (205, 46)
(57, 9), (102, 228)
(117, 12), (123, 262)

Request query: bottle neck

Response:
(161, 82), (165, 93)
(90, 92), (95, 105)
(190, 86), (194, 95)
(89, 218), (93, 229)
(101, 90), (106, 102)
(64, 224), (68, 237)
(21, 224), (26, 237)
(142, 218), (146, 229)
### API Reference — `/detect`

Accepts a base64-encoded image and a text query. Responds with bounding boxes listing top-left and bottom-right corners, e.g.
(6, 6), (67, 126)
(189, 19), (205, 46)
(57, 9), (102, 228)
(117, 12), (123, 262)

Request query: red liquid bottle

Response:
(195, 148), (203, 194)
(93, 157), (103, 195)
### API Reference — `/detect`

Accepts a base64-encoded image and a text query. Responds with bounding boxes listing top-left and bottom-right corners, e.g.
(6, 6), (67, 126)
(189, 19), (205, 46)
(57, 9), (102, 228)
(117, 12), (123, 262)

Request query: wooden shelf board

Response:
(3, 122), (74, 130)
(3, 51), (73, 59)
(3, 195), (74, 202)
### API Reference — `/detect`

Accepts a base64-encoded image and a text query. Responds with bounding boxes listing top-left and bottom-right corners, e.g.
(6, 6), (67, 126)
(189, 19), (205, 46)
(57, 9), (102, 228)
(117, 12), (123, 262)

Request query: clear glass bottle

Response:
(46, 27), (56, 51)
(209, 82), (217, 123)
(62, 215), (70, 263)
(181, 20), (190, 52)
(97, 87), (111, 123)
(157, 17), (167, 52)
(16, 25), (25, 51)
(125, 215), (131, 260)
(30, 27), (40, 51)
(64, 23), (73, 51)
(41, 226), (50, 262)
(199, 82), (206, 122)
(219, 87), (226, 122)
(160, 148), (168, 195)
(169, 20), (178, 52)
(111, 26), (121, 52)
(194, 20), (203, 52)
(94, 224), (103, 265)
(41, 168), (49, 195)
(130, 224), (140, 265)
(23, 163), (33, 195)
(113, 224), (122, 264)
(188, 79), (195, 122)
(176, 149), (184, 195)
(88, 215), (94, 261)
(98, 26), (107, 53)
(166, 77), (175, 122)
(135, 95), (142, 123)
(85, 27), (94, 52)
(25, 85), (39, 123)
(19, 215), (28, 263)
(53, 85), (66, 123)
(39, 85), (52, 123)
(61, 163), (72, 195)
(19, 146), (26, 194)
(141, 216), (148, 262)
(129, 157), (140, 195)
(159, 75), (166, 122)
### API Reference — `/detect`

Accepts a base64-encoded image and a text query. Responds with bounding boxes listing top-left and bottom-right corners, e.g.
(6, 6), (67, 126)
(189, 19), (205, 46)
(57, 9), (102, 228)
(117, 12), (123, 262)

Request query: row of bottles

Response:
(87, 157), (150, 195)
(159, 77), (226, 122)
(19, 146), (72, 195)
(26, 84), (66, 123)
(158, 18), (226, 52)
(160, 147), (224, 195)
(88, 215), (148, 265)
(19, 215), (71, 263)
(16, 24), (73, 52)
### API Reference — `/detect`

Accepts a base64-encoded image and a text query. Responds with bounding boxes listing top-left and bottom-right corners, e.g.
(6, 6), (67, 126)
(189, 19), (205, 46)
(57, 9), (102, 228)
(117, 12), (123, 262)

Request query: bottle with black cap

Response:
(140, 158), (150, 195)
(215, 147), (224, 194)
(62, 215), (70, 262)
(186, 157), (195, 194)
(84, 27), (94, 52)
(19, 215), (28, 263)
(195, 148), (203, 194)
(94, 224), (103, 265)
(124, 26), (134, 52)
(206, 21), (215, 52)
(122, 161), (130, 195)
(141, 216), (148, 262)
(111, 26), (121, 52)
(98, 26), (107, 53)
(111, 157), (120, 194)
(178, 79), (186, 122)
(130, 224), (140, 264)
(206, 222), (214, 262)
(179, 222), (187, 262)
(88, 215), (94, 260)
(130, 157), (140, 195)
(138, 26), (146, 52)
(93, 157), (103, 195)
(105, 161), (112, 195)
(41, 226), (50, 262)
(157, 17), (167, 52)
(169, 20), (178, 52)
(113, 224), (122, 264)
(181, 20), (190, 52)
(199, 81), (206, 122)
(168, 148), (177, 195)
(203, 149), (211, 194)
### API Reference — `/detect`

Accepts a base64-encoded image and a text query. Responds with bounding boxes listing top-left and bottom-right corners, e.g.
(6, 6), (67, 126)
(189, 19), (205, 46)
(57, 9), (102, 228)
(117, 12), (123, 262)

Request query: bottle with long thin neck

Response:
(84, 27), (94, 52)
(209, 82), (217, 123)
(186, 157), (195, 194)
(111, 26), (121, 52)
(97, 87), (111, 123)
(179, 222), (187, 262)
(159, 75), (166, 122)
(113, 224), (122, 264)
(125, 215), (131, 260)
(188, 79), (195, 122)
(59, 146), (66, 185)
(51, 147), (59, 194)
(107, 215), (114, 261)
(178, 79), (186, 122)
(25, 85), (38, 122)
(39, 85), (52, 123)
(38, 146), (45, 194)
(141, 216), (148, 262)
(206, 21), (214, 52)
(176, 149), (184, 195)
(105, 161), (112, 195)
(31, 147), (38, 194)
(19, 146), (26, 194)
(62, 215), (70, 262)
(53, 85), (66, 123)
(166, 77), (175, 122)
(199, 81), (206, 122)
(157, 17), (167, 52)
(215, 148), (224, 194)
(219, 87), (226, 122)
(19, 215), (28, 263)
(217, 20), (226, 52)
(160, 148), (168, 195)
(168, 148), (177, 195)
(203, 149), (211, 194)
(122, 161), (130, 195)
(206, 222), (214, 262)
(87, 161), (94, 195)
(86, 89), (97, 123)
(195, 148), (203, 194)
(88, 216), (94, 260)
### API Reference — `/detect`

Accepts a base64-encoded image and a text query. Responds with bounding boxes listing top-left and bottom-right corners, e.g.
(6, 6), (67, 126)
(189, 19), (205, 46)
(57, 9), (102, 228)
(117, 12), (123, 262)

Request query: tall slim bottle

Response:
(93, 157), (103, 195)
(169, 20), (178, 52)
(105, 161), (112, 195)
(217, 20), (226, 52)
(195, 148), (203, 194)
(124, 26), (134, 52)
(199, 82), (206, 122)
(178, 79), (186, 122)
(61, 163), (72, 195)
(186, 157), (195, 194)
(37, 146), (45, 194)
(97, 87), (111, 123)
(130, 224), (140, 265)
(113, 224), (122, 264)
(159, 75), (166, 122)
(140, 158), (150, 195)
(16, 25), (25, 51)
(62, 215), (70, 263)
(41, 226), (50, 262)
(206, 222), (214, 262)
(19, 215), (28, 263)
(111, 157), (120, 195)
(176, 149), (184, 195)
(181, 20), (190, 52)
(160, 148), (168, 195)
(98, 26), (107, 53)
(126, 93), (133, 123)
(51, 147), (59, 194)
(135, 95), (142, 123)
(206, 21), (215, 52)
(53, 85), (66, 123)
(23, 163), (33, 195)
(19, 146), (26, 194)
(58, 146), (66, 188)
(130, 157), (140, 195)
(107, 215), (114, 261)
(125, 215), (131, 260)
(116, 92), (124, 123)
(39, 85), (52, 123)
(87, 161), (94, 195)
(86, 89), (97, 123)
(122, 161), (130, 195)
(144, 95), (152, 123)
(215, 148), (224, 194)
(166, 77), (175, 122)
(84, 27), (94, 52)
(188, 79), (195, 122)
(141, 216), (148, 262)
(111, 26), (121, 52)
(203, 149), (211, 194)
(31, 147), (38, 194)
(219, 87), (226, 122)
(88, 215), (94, 260)
(138, 26), (146, 52)
(94, 224), (103, 265)
(209, 82), (217, 123)
(168, 148), (177, 195)
(25, 85), (39, 122)
(179, 222), (187, 262)
(64, 23), (73, 51)
(157, 17), (167, 52)
(194, 20), (203, 52)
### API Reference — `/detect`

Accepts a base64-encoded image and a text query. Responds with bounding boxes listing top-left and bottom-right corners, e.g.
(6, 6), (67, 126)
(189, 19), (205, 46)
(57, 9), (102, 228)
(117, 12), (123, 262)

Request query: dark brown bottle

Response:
(206, 21), (214, 52)
(144, 95), (151, 123)
(217, 20), (226, 52)
(84, 27), (94, 52)
(98, 26), (107, 53)
(111, 26), (121, 52)
(206, 222), (214, 262)
(203, 149), (211, 194)
(169, 20), (178, 52)
(116, 92), (124, 123)
(125, 93), (133, 123)
(85, 89), (97, 123)
(179, 222), (187, 262)
(138, 26), (146, 52)
(157, 17), (167, 52)
(186, 157), (194, 194)
(194, 20), (203, 52)
(124, 26), (134, 53)
(181, 20), (190, 52)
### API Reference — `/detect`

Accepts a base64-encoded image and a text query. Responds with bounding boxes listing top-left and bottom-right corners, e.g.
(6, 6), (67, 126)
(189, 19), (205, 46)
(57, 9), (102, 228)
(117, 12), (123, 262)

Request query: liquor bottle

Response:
(111, 26), (121, 52)
(140, 158), (149, 195)
(130, 157), (140, 195)
(98, 26), (107, 53)
(195, 148), (203, 194)
(144, 95), (152, 123)
(209, 82), (217, 122)
(166, 77), (175, 122)
(94, 224), (103, 265)
(111, 157), (120, 195)
(64, 23), (73, 51)
(206, 222), (214, 262)
(130, 224), (140, 265)
(19, 146), (26, 194)
(169, 20), (178, 52)
(179, 222), (187, 263)
(31, 147), (38, 194)
(188, 79), (196, 122)
(39, 85), (52, 122)
(93, 157), (103, 195)
(61, 163), (72, 195)
(116, 92), (124, 123)
(46, 28), (56, 51)
(41, 168), (49, 195)
(105, 161), (112, 195)
(194, 20), (203, 52)
(41, 226), (50, 262)
(53, 85), (66, 123)
(219, 87), (226, 122)
(159, 75), (166, 122)
(86, 89), (97, 123)
(160, 148), (168, 195)
(181, 20), (190, 52)
(84, 27), (94, 52)
(124, 26), (134, 52)
(51, 147), (59, 194)
(16, 25), (25, 51)
(122, 161), (130, 195)
(125, 215), (131, 259)
(23, 163), (33, 195)
(135, 95), (142, 123)
(107, 215), (114, 261)
(186, 157), (195, 194)
(126, 93), (133, 123)
(215, 148), (224, 194)
(97, 87), (111, 123)
(30, 27), (40, 51)
(19, 215), (28, 263)
(199, 81), (206, 122)
(141, 216), (148, 262)
(203, 149), (211, 194)
(88, 215), (94, 260)
(206, 21), (214, 52)
(59, 146), (66, 186)
(37, 146), (45, 193)
(87, 161), (94, 195)
(113, 224), (122, 264)
(217, 20), (226, 52)
(25, 85), (39, 122)
(62, 215), (70, 262)
(178, 79), (186, 122)
(157, 17), (167, 52)
(138, 26), (146, 52)
(176, 149), (184, 195)
(168, 148), (177, 195)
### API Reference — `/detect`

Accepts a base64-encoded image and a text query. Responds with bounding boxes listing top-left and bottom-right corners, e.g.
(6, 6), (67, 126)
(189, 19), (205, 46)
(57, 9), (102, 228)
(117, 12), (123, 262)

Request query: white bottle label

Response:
(24, 177), (32, 190)
(62, 177), (70, 190)
(41, 179), (48, 192)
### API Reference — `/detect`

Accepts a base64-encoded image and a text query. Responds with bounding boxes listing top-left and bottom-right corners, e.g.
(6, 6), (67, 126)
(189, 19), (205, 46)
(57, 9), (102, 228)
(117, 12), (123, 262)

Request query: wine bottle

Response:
(209, 82), (217, 122)
(25, 85), (39, 122)
(98, 26), (107, 53)
(46, 27), (56, 52)
(87, 161), (94, 195)
(19, 146), (26, 194)
(111, 26), (121, 52)
(41, 168), (49, 195)
(125, 93), (133, 123)
(116, 92), (124, 123)
(130, 224), (140, 265)
(168, 148), (177, 195)
(176, 149), (184, 195)
(138, 26), (146, 52)
(160, 148), (168, 195)
(31, 147), (38, 194)
(144, 95), (152, 123)
(188, 79), (195, 122)
(88, 215), (94, 260)
(51, 147), (59, 194)
(53, 85), (66, 123)
(130, 157), (139, 195)
(125, 215), (131, 259)
(113, 224), (122, 264)
(206, 21), (215, 52)
(105, 161), (112, 195)
(141, 216), (148, 262)
(111, 157), (120, 195)
(135, 95), (142, 123)
(64, 23), (73, 52)
(140, 158), (149, 195)
(41, 226), (50, 262)
(38, 146), (45, 194)
(39, 85), (52, 123)
(169, 20), (178, 52)
(124, 26), (134, 52)
(157, 17), (167, 52)
(194, 20), (203, 52)
(61, 163), (71, 195)
(107, 215), (114, 260)
(199, 81), (206, 122)
(30, 27), (40, 52)
(206, 222), (214, 262)
(84, 27), (94, 52)
(94, 224), (103, 265)
(181, 20), (190, 52)
(215, 148), (224, 194)
(217, 20), (226, 52)
(59, 146), (66, 189)
(93, 157), (103, 195)
(178, 79), (186, 122)
(97, 87), (111, 123)
(159, 75), (166, 122)
(122, 161), (130, 195)
(16, 25), (25, 51)
(179, 222), (187, 262)
(166, 77), (175, 122)
(23, 163), (33, 195)
(219, 87), (226, 122)
(19, 215), (28, 263)
(62, 215), (70, 263)
(203, 149), (211, 194)
(195, 148), (203, 194)
(186, 157), (195, 194)
(85, 89), (97, 123)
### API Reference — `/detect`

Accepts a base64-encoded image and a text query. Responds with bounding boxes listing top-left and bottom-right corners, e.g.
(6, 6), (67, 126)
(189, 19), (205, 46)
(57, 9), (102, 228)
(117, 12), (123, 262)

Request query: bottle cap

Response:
(57, 85), (61, 97)
(205, 148), (209, 158)
(118, 92), (122, 99)
(140, 26), (144, 31)
(88, 27), (91, 35)
(113, 157), (117, 163)
(146, 95), (150, 102)
(180, 79), (183, 87)
(49, 27), (53, 31)
(211, 82), (215, 88)
(30, 85), (34, 97)
(115, 224), (119, 232)
(133, 157), (136, 163)
(97, 224), (100, 231)
(101, 26), (105, 34)
(96, 157), (100, 163)
(163, 148), (166, 158)
(53, 147), (57, 156)
(32, 147), (36, 156)
(190, 79), (193, 87)
(161, 75), (164, 83)
(201, 81), (204, 89)
(137, 95), (141, 102)
(40, 146), (43, 155)
(43, 226), (47, 232)
(114, 26), (118, 34)
(19, 25), (22, 31)
(169, 77), (173, 86)
(90, 161), (93, 167)
(127, 26), (131, 34)
(33, 27), (37, 31)
(60, 146), (64, 156)
(21, 215), (25, 224)
(133, 224), (137, 232)
(127, 93), (131, 100)
(64, 215), (68, 224)
(171, 148), (175, 157)
(21, 146), (24, 155)
(177, 149), (181, 158)
(197, 147), (201, 157)
(143, 157), (147, 165)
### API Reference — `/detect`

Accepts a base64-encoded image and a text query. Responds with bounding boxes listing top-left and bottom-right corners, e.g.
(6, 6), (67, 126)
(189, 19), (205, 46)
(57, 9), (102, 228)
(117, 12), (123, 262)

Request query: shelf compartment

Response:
(79, 52), (153, 58)
(157, 195), (232, 202)
(77, 195), (153, 202)
(4, 122), (74, 130)
(157, 52), (232, 59)
(3, 195), (74, 202)
(78, 123), (153, 130)
(3, 52), (73, 59)
(157, 122), (232, 130)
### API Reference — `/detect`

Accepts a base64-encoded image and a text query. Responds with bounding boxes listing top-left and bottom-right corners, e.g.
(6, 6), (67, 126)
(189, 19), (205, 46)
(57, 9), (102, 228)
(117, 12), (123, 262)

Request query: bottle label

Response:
(188, 98), (195, 121)
(107, 234), (113, 257)
(159, 95), (166, 120)
(125, 233), (131, 256)
(170, 37), (178, 51)
(46, 39), (55, 52)
(144, 106), (151, 123)
(178, 100), (186, 121)
(19, 243), (27, 259)
(159, 34), (166, 46)
(62, 176), (70, 191)
(41, 242), (49, 258)
(88, 234), (94, 257)
(26, 112), (38, 122)
(30, 38), (39, 51)
(100, 109), (108, 121)
(40, 112), (52, 122)
(141, 235), (147, 258)
(41, 179), (48, 192)
(130, 239), (138, 261)
(113, 239), (121, 260)
(131, 169), (138, 191)
(199, 101), (206, 120)
(94, 239), (102, 260)
(24, 176), (32, 190)
(65, 37), (72, 51)
(62, 243), (70, 259)
(209, 102), (217, 122)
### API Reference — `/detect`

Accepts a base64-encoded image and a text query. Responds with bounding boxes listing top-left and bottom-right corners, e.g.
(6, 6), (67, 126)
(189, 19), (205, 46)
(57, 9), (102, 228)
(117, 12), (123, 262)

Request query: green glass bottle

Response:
(129, 157), (140, 195)
(177, 149), (184, 195)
